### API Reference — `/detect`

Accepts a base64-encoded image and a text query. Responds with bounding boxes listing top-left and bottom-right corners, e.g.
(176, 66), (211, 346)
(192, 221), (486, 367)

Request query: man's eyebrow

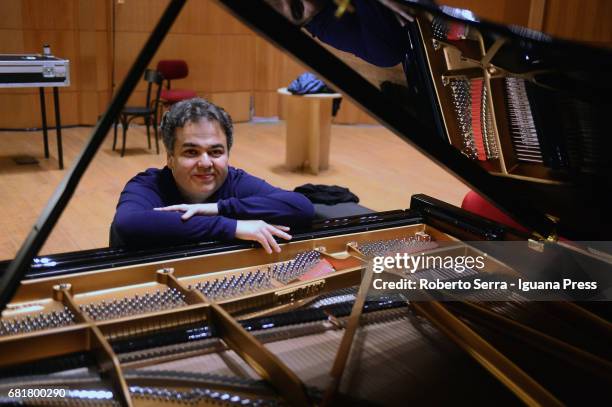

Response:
(180, 142), (200, 148)
(180, 142), (225, 149)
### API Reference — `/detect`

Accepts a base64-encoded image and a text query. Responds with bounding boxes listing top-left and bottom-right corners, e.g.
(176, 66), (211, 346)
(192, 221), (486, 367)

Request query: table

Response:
(0, 54), (70, 169)
(278, 87), (342, 174)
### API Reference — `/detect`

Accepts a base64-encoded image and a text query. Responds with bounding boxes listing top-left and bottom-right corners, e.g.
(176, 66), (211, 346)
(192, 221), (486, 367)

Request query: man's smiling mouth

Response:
(193, 173), (215, 180)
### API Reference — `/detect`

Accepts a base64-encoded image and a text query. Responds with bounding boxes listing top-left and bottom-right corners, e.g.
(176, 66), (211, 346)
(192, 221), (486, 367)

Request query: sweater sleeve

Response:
(216, 172), (314, 226)
(113, 175), (237, 247)
(304, 0), (407, 67)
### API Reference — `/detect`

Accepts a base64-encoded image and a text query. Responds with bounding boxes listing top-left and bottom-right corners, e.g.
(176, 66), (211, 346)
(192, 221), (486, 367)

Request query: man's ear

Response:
(166, 153), (174, 170)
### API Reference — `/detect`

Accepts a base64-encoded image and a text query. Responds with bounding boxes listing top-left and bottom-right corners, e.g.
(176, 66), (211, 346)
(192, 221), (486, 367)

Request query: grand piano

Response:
(0, 1), (611, 405)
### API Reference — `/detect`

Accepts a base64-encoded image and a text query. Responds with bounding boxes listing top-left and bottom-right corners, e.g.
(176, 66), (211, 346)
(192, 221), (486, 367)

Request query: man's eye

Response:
(210, 150), (224, 157)
(183, 149), (198, 156)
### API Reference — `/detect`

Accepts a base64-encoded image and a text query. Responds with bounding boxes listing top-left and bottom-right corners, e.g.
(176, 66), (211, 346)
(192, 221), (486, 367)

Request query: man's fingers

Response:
(154, 205), (187, 212)
(256, 234), (273, 254)
(263, 229), (281, 253)
(268, 225), (292, 241)
(153, 206), (173, 211)
(234, 221), (291, 253)
(181, 208), (196, 220)
(272, 225), (291, 232)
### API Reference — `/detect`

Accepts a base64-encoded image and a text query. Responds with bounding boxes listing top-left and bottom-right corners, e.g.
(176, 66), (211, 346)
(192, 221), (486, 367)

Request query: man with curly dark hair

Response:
(113, 98), (314, 253)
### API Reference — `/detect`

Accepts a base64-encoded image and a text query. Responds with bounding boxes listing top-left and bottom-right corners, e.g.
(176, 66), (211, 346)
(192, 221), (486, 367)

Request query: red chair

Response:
(156, 60), (198, 106)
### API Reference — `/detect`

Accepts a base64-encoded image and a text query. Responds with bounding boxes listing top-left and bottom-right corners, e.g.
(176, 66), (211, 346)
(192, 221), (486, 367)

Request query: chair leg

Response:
(113, 119), (118, 151)
(145, 117), (151, 149)
(121, 118), (127, 157)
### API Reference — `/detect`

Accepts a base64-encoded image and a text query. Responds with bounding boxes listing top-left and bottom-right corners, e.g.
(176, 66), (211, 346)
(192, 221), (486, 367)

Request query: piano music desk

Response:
(278, 87), (341, 174)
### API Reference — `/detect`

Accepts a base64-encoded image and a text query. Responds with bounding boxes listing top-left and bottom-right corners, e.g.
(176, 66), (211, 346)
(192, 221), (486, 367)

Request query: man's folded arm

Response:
(113, 191), (237, 246)
(217, 191), (314, 225)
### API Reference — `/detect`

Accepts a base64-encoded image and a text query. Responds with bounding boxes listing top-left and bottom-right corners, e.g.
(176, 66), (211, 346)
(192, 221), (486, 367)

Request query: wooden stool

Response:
(278, 87), (342, 174)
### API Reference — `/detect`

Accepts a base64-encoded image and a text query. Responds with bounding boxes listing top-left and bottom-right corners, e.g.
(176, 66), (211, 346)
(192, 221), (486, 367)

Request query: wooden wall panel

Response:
(22, 29), (78, 63)
(208, 92), (251, 122)
(254, 37), (307, 90)
(78, 91), (100, 124)
(253, 37), (307, 119)
(192, 35), (255, 92)
(0, 90), (78, 128)
(151, 34), (252, 93)
(21, 0), (76, 30)
(77, 0), (108, 32)
(78, 31), (98, 91)
(200, 1), (253, 34)
(113, 32), (149, 93)
(97, 90), (111, 116)
(333, 99), (377, 125)
(0, 1), (24, 30)
(43, 90), (80, 127)
(543, 0), (612, 45)
(254, 38), (283, 91)
(95, 31), (110, 91)
(0, 94), (42, 128)
(77, 0), (109, 124)
(0, 29), (25, 53)
(279, 55), (307, 88)
(116, 34), (256, 93)
(114, 0), (167, 33)
(253, 91), (279, 118)
(123, 90), (147, 110)
(171, 0), (204, 35)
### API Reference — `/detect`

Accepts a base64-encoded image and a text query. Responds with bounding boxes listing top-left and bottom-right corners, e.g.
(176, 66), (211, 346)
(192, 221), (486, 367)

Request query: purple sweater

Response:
(304, 0), (408, 67)
(113, 167), (314, 246)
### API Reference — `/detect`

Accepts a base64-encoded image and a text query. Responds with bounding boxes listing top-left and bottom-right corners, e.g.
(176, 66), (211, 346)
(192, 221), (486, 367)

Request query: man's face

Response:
(167, 119), (229, 203)
(270, 0), (326, 25)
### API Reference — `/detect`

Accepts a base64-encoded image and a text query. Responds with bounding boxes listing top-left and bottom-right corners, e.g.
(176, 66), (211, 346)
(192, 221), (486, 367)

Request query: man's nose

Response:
(198, 153), (213, 168)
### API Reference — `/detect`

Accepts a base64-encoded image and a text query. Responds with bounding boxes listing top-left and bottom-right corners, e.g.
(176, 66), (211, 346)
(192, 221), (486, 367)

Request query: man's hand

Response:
(235, 220), (291, 254)
(154, 203), (219, 220)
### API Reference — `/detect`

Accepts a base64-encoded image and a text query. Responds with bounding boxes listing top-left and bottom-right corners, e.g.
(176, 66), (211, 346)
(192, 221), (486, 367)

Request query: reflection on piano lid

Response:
(251, 0), (612, 240)
(0, 1), (611, 406)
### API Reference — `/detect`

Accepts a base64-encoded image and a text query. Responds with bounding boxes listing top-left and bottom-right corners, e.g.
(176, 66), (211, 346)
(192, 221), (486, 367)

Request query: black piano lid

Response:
(1, 0), (611, 310)
(217, 0), (612, 241)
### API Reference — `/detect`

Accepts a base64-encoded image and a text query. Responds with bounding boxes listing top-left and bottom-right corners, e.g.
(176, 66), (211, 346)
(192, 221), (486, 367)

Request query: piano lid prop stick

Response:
(207, 303), (311, 407)
(411, 301), (563, 406)
(53, 283), (134, 406)
(446, 301), (612, 380)
(322, 261), (375, 405)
